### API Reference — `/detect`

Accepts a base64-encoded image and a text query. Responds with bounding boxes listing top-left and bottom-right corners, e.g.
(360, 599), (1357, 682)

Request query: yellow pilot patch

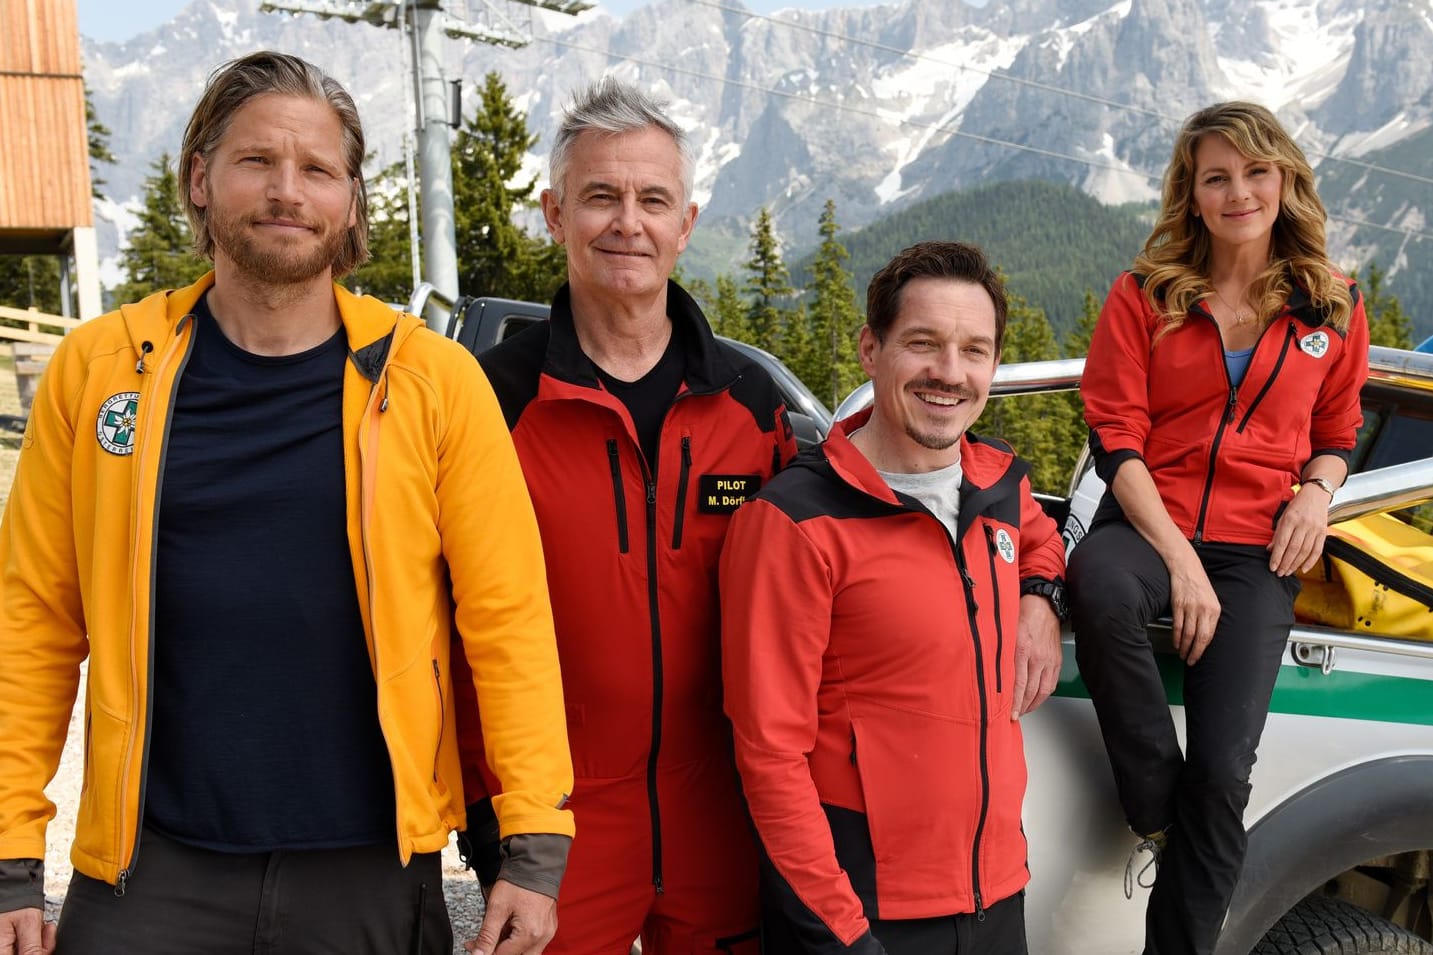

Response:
(698, 474), (762, 513)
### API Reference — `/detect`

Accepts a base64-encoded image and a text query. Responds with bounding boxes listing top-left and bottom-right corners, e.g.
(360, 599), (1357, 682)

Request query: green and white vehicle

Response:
(839, 345), (1433, 954)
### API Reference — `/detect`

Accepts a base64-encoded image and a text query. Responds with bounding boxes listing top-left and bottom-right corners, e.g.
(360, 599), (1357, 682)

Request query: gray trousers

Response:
(55, 827), (453, 955)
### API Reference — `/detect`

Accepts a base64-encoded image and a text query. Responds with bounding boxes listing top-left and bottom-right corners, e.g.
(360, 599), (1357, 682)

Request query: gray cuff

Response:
(497, 833), (572, 899)
(0, 859), (44, 914)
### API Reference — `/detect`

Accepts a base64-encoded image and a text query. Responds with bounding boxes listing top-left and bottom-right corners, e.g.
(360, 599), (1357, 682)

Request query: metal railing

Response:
(405, 282), (456, 333)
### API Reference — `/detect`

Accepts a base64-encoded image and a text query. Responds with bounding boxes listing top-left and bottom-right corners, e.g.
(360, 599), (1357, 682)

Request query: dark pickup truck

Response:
(424, 290), (833, 449)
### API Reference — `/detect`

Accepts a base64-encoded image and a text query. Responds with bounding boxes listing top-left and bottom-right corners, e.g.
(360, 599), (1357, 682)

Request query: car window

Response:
(499, 316), (543, 342)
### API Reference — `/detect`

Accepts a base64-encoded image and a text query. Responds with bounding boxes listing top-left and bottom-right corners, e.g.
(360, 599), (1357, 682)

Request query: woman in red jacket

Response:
(1069, 101), (1368, 955)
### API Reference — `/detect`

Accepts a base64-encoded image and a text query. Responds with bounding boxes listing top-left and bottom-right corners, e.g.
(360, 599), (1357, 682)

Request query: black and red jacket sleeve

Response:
(720, 497), (883, 955)
(1082, 272), (1157, 486)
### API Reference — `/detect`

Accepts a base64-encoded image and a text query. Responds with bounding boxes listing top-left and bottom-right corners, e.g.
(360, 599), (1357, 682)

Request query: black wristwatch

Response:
(1021, 578), (1070, 623)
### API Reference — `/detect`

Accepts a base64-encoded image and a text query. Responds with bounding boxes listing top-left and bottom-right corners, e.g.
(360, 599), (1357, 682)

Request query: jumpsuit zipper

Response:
(118, 321), (198, 896)
(596, 378), (734, 894)
(642, 468), (665, 893)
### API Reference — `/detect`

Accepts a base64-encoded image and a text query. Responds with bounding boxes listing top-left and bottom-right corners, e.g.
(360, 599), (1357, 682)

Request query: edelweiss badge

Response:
(96, 392), (140, 456)
(1299, 331), (1330, 358)
(994, 528), (1016, 564)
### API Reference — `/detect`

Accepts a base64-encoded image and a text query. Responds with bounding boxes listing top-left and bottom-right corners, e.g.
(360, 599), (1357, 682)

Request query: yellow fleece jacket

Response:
(0, 274), (573, 886)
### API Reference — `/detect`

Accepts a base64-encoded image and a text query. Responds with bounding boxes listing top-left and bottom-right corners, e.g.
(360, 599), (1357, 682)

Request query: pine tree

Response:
(743, 208), (793, 355)
(111, 154), (207, 304)
(710, 274), (751, 342)
(803, 200), (864, 409)
(782, 301), (818, 393)
(1065, 289), (1101, 358)
(1356, 262), (1414, 349)
(0, 256), (62, 312)
(1053, 288), (1102, 472)
(975, 294), (1081, 494)
(346, 159), (416, 304)
(86, 84), (116, 201)
(451, 72), (565, 302)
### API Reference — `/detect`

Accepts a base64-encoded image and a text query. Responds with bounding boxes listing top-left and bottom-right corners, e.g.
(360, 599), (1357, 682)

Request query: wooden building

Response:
(1, 0), (101, 319)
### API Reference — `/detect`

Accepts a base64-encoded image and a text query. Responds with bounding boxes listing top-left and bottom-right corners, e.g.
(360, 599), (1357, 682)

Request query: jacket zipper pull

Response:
(115, 868), (130, 898)
(1225, 387), (1237, 424)
(961, 568), (978, 615)
(646, 480), (657, 506)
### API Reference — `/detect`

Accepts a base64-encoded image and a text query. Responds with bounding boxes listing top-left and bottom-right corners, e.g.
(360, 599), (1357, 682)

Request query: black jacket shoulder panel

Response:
(719, 341), (786, 435)
(758, 450), (899, 525)
(477, 321), (549, 433)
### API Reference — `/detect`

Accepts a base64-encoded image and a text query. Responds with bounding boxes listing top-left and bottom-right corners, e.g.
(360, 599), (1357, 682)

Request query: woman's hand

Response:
(1268, 484), (1332, 577)
(1168, 544), (1222, 666)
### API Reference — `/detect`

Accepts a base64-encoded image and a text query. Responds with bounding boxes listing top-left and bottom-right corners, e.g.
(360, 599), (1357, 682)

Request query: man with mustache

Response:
(452, 77), (795, 954)
(720, 241), (1067, 954)
(0, 51), (573, 955)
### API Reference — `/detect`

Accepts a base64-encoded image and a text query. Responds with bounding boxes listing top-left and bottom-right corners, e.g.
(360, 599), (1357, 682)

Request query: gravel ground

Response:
(0, 360), (488, 943)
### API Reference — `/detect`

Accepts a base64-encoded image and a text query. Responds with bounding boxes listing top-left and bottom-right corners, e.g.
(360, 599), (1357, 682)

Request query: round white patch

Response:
(1300, 331), (1330, 358)
(96, 392), (141, 456)
(995, 528), (1016, 564)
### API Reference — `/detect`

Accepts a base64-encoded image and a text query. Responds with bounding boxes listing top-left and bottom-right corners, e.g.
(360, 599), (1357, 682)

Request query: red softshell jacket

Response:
(453, 281), (795, 889)
(1082, 271), (1368, 545)
(720, 412), (1066, 950)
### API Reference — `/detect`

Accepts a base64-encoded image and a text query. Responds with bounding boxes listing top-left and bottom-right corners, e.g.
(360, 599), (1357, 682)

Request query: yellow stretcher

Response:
(1296, 511), (1433, 641)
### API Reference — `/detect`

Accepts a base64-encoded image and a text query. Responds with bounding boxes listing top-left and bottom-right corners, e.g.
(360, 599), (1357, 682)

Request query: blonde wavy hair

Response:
(1135, 101), (1351, 337)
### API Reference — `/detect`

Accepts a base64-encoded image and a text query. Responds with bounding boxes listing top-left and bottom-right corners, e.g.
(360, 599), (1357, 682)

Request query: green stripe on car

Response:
(1053, 649), (1433, 726)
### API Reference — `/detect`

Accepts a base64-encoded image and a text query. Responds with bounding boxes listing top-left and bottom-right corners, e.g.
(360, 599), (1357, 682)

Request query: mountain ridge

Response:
(80, 0), (1431, 322)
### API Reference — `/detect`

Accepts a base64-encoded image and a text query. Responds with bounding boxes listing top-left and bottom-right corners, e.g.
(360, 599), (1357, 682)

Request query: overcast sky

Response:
(76, 0), (887, 44)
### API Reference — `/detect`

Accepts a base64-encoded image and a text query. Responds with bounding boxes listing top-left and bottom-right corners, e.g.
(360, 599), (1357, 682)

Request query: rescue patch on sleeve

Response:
(698, 474), (762, 513)
(1300, 331), (1330, 358)
(994, 528), (1016, 563)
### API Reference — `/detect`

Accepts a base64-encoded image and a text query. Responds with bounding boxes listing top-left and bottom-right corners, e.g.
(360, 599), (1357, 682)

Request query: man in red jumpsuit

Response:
(453, 77), (796, 955)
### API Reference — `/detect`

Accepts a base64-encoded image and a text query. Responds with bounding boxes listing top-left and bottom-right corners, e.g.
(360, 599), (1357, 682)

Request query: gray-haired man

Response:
(453, 77), (796, 954)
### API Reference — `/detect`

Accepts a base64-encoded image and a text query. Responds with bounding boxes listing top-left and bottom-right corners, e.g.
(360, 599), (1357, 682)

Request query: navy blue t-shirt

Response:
(144, 295), (395, 851)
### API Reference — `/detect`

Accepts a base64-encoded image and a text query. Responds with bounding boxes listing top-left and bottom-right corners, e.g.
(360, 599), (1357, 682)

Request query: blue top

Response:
(1225, 346), (1255, 387)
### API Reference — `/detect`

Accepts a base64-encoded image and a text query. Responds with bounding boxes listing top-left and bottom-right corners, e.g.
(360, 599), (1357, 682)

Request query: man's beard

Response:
(904, 379), (979, 451)
(207, 202), (347, 286)
(904, 423), (961, 451)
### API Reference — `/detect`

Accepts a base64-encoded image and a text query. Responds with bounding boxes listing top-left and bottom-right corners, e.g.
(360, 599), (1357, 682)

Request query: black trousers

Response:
(1069, 521), (1298, 955)
(760, 891), (1025, 955)
(55, 827), (453, 955)
(870, 892), (1026, 955)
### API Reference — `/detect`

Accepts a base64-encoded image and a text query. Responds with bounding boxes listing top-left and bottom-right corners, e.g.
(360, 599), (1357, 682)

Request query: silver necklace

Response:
(1212, 286), (1251, 325)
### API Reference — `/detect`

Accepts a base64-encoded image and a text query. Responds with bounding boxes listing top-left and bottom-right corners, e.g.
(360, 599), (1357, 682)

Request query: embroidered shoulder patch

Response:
(698, 474), (761, 513)
(96, 392), (140, 456)
(994, 528), (1016, 564)
(1299, 331), (1330, 358)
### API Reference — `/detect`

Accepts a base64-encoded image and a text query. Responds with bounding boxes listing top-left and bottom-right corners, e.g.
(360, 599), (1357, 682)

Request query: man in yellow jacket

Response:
(0, 51), (572, 955)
